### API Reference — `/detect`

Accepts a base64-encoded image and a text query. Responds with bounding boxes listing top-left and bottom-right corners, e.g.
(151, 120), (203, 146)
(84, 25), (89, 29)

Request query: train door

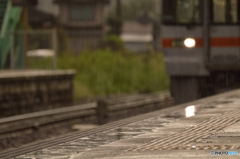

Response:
(206, 0), (240, 93)
(162, 0), (240, 104)
(162, 0), (209, 104)
(208, 0), (240, 70)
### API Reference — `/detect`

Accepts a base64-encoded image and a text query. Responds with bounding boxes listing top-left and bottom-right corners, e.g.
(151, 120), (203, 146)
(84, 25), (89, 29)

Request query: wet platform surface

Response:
(17, 89), (240, 159)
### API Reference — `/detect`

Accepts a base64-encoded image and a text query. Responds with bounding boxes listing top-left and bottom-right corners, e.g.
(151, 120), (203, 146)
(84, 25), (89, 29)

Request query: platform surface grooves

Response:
(17, 91), (240, 159)
(129, 110), (240, 151)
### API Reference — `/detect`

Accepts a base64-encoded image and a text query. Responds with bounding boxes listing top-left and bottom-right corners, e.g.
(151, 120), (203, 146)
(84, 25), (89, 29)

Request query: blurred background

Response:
(0, 0), (168, 103)
(2, 0), (240, 153)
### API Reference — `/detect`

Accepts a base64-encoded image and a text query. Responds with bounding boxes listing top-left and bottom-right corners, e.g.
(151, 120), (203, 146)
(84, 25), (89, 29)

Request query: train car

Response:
(161, 0), (240, 104)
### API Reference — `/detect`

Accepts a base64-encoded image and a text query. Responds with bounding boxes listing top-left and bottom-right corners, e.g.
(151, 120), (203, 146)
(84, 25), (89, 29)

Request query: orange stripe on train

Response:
(211, 38), (240, 47)
(162, 38), (240, 48)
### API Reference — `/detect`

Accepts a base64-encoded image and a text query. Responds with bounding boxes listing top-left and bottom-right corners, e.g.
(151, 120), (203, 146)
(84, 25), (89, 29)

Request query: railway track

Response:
(0, 92), (173, 156)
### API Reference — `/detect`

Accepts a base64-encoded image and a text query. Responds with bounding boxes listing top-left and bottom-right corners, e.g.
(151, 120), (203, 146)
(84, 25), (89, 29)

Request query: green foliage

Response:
(29, 42), (40, 50)
(108, 0), (158, 21)
(28, 57), (53, 69)
(57, 28), (74, 54)
(103, 35), (124, 50)
(122, 0), (156, 20)
(57, 49), (169, 101)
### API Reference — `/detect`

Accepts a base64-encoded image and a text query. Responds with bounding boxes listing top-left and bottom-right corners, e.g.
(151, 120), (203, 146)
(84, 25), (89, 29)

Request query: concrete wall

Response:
(0, 70), (75, 118)
(58, 2), (105, 52)
(59, 2), (105, 27)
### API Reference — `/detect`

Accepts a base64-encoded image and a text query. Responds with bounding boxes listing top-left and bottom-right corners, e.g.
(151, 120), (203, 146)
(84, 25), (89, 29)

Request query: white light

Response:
(185, 105), (195, 117)
(184, 38), (195, 48)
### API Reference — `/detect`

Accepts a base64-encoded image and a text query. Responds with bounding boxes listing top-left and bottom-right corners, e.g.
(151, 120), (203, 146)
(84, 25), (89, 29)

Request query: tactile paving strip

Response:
(182, 145), (240, 150)
(129, 110), (240, 151)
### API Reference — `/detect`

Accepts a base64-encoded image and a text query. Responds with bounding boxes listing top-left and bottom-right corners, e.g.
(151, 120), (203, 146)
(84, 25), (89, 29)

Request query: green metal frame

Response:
(0, 0), (22, 69)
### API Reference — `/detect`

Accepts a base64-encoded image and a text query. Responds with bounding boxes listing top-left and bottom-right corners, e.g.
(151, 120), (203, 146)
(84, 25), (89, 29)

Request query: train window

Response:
(212, 0), (238, 24)
(176, 0), (201, 23)
(162, 0), (176, 24)
(162, 0), (202, 24)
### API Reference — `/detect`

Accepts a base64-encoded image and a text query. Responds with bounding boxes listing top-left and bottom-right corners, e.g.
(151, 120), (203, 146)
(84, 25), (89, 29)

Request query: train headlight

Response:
(184, 38), (195, 48)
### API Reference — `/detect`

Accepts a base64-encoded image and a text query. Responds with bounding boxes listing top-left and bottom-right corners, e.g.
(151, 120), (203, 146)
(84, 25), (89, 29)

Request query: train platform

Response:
(2, 89), (240, 159)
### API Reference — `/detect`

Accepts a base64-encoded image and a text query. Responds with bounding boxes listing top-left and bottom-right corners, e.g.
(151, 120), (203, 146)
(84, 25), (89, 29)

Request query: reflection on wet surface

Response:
(19, 116), (177, 159)
(185, 105), (196, 118)
(209, 100), (233, 105)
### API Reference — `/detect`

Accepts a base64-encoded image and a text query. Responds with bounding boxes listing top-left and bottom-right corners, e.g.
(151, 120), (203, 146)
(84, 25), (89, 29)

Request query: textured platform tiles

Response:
(16, 89), (240, 159)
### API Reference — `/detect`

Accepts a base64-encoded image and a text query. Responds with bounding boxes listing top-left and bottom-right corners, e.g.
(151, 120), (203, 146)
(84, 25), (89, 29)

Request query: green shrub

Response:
(57, 49), (169, 102)
(103, 35), (124, 51)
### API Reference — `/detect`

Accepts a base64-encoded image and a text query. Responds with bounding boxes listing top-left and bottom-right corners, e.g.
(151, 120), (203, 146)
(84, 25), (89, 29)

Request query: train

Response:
(161, 0), (240, 104)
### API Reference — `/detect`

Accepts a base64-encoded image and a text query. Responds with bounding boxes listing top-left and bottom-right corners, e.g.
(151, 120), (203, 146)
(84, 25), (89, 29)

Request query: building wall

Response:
(58, 1), (106, 52)
(59, 2), (105, 27)
(125, 42), (152, 53)
(68, 28), (103, 52)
